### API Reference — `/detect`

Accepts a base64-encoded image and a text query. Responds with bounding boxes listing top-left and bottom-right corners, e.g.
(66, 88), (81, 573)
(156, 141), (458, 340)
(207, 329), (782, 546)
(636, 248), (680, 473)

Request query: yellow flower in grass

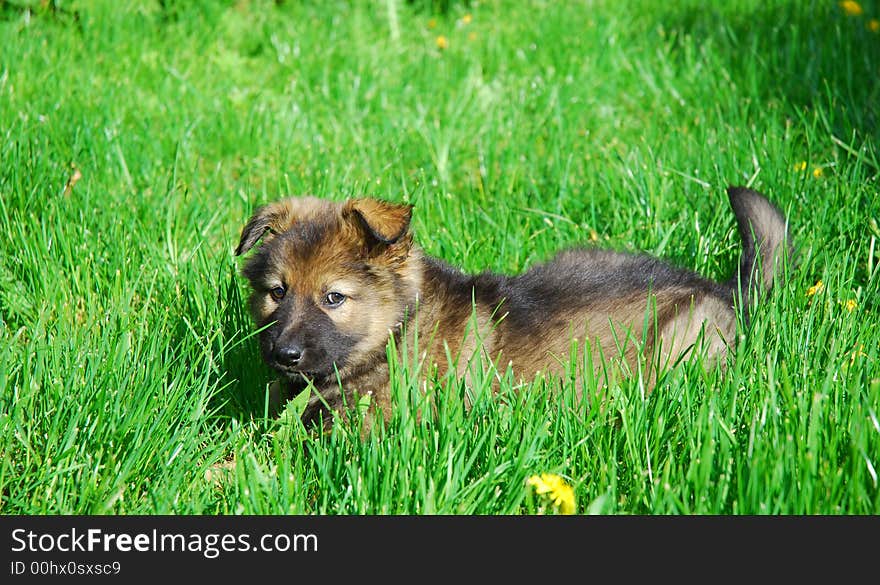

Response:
(869, 19), (879, 32)
(462, 13), (473, 25)
(436, 35), (448, 50)
(845, 299), (857, 312)
(527, 473), (576, 515)
(793, 161), (807, 172)
(840, 1), (863, 16)
(812, 166), (824, 178)
(806, 280), (824, 297)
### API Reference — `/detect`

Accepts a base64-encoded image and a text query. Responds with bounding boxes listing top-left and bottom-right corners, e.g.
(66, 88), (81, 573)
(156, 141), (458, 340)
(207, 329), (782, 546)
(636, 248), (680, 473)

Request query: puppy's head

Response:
(235, 196), (420, 383)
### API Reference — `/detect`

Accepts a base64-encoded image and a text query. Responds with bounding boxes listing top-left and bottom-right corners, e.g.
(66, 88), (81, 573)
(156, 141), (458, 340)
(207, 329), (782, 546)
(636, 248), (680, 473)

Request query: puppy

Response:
(235, 187), (791, 429)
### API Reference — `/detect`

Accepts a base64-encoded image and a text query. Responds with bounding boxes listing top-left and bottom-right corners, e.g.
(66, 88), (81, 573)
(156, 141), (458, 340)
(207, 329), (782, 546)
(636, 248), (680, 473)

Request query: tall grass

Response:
(0, 0), (878, 514)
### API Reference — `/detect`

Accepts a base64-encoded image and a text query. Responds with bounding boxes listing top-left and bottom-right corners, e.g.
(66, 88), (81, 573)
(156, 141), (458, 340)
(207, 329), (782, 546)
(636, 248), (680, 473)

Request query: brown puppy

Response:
(235, 187), (791, 429)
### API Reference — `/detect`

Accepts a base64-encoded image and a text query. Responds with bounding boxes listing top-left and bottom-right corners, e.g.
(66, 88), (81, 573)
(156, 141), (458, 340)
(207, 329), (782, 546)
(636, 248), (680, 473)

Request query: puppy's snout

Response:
(275, 344), (304, 367)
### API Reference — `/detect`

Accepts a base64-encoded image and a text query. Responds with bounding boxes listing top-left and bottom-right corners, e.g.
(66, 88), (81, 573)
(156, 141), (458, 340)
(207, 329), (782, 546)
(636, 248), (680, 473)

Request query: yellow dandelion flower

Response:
(869, 19), (879, 32)
(527, 473), (577, 515)
(839, 1), (863, 16)
(845, 299), (857, 312)
(812, 166), (824, 178)
(436, 35), (448, 50)
(793, 161), (807, 172)
(462, 13), (473, 25)
(806, 280), (824, 297)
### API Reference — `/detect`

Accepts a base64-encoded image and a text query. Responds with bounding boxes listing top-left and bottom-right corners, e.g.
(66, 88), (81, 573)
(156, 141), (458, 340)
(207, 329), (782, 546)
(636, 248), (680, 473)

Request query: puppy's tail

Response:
(726, 186), (792, 326)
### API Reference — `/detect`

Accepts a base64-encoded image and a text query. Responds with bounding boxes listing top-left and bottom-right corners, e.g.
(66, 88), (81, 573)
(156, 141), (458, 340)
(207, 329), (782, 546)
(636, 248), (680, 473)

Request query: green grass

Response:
(1, 0), (879, 514)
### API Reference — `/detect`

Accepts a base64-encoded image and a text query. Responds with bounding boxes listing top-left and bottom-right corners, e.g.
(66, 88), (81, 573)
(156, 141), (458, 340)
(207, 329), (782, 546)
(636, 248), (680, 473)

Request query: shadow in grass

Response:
(0, 0), (80, 22)
(653, 1), (880, 139)
(174, 261), (276, 426)
(213, 271), (275, 422)
(405, 0), (473, 16)
(215, 273), (274, 419)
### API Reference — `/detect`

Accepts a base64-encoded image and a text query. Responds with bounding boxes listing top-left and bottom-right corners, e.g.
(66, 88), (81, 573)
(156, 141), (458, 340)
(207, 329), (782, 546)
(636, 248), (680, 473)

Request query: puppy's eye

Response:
(269, 286), (286, 302)
(324, 292), (346, 307)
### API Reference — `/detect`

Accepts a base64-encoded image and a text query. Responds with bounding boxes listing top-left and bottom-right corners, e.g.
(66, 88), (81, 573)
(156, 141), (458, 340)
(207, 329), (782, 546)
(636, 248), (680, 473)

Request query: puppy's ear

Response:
(343, 198), (413, 246)
(235, 197), (325, 256)
(342, 199), (412, 255)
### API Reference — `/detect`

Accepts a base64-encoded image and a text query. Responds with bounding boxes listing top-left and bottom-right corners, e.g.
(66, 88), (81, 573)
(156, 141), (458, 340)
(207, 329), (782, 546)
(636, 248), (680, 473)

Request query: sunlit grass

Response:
(0, 0), (878, 514)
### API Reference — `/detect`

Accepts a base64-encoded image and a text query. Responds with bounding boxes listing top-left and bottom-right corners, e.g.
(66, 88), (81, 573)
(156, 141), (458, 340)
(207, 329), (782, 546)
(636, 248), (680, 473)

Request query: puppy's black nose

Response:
(276, 345), (303, 366)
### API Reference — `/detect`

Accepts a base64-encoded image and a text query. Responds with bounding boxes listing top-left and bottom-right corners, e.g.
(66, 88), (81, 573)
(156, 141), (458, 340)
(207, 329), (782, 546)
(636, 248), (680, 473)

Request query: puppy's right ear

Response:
(235, 197), (325, 256)
(235, 203), (290, 256)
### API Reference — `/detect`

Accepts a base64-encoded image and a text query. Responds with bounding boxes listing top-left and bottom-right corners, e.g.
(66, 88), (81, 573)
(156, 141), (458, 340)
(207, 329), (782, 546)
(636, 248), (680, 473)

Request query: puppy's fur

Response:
(236, 187), (791, 428)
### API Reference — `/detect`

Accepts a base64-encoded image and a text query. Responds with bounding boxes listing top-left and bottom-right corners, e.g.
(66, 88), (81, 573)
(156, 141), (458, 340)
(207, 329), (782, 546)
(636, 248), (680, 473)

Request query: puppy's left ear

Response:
(343, 198), (413, 257)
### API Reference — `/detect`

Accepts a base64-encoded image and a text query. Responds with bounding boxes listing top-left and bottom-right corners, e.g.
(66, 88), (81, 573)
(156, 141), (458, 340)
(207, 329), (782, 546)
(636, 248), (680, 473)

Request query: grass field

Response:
(1, 0), (879, 514)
